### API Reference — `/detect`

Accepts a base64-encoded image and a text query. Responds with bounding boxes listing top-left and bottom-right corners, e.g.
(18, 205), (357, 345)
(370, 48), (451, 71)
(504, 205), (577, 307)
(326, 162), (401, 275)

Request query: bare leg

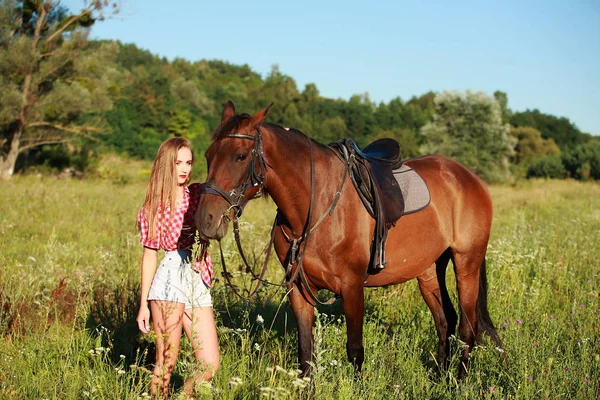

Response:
(181, 306), (220, 395)
(150, 301), (185, 397)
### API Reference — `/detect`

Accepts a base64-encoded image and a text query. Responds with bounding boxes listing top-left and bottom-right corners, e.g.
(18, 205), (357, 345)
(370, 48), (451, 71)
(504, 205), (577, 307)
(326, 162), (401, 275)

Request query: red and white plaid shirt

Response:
(137, 183), (213, 287)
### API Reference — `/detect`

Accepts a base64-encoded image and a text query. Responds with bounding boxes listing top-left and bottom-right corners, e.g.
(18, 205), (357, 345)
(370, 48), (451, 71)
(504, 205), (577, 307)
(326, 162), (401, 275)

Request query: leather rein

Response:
(203, 127), (348, 305)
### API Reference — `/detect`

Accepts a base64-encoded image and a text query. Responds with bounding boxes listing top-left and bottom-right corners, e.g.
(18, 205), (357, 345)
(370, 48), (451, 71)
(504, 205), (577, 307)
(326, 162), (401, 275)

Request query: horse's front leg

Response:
(341, 282), (365, 375)
(289, 281), (315, 376)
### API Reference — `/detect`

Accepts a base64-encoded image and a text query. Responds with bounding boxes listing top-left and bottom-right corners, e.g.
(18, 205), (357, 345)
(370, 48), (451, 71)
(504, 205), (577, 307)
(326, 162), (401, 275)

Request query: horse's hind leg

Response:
(417, 249), (457, 372)
(452, 249), (486, 378)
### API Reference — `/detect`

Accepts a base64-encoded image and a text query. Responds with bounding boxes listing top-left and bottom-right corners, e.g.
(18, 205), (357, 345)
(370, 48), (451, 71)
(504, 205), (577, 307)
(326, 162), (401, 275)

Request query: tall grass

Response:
(0, 177), (598, 399)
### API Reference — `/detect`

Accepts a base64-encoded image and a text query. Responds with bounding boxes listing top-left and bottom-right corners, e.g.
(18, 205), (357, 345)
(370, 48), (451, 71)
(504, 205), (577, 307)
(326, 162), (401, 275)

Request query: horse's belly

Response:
(363, 215), (448, 287)
(363, 257), (431, 287)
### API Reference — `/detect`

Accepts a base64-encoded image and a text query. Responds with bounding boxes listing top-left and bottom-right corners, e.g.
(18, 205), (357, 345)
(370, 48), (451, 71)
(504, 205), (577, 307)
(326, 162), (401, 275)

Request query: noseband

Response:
(202, 129), (272, 221)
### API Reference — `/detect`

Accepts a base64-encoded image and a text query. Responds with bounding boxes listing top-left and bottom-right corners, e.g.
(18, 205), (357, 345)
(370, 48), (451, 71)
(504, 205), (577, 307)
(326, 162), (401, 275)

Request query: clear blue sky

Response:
(65, 0), (600, 135)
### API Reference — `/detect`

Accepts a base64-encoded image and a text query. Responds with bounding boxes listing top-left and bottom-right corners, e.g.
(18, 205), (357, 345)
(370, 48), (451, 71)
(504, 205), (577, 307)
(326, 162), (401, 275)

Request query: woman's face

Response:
(175, 147), (193, 185)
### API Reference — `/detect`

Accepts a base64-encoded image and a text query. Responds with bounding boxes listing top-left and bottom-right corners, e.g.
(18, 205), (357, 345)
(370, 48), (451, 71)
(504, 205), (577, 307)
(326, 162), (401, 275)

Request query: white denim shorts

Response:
(147, 250), (212, 309)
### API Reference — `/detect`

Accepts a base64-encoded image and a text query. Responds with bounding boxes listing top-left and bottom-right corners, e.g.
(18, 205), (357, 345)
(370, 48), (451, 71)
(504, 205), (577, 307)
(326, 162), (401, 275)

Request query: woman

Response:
(135, 137), (219, 397)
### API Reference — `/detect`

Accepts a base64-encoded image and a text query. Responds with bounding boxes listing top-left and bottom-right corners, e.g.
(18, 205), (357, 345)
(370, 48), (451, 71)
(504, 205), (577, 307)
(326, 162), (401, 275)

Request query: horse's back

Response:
(361, 155), (493, 285)
(404, 154), (493, 246)
(405, 154), (492, 209)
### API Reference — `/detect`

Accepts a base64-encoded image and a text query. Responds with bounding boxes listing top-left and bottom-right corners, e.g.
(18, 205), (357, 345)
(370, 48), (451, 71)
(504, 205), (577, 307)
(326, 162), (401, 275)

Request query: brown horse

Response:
(196, 102), (502, 378)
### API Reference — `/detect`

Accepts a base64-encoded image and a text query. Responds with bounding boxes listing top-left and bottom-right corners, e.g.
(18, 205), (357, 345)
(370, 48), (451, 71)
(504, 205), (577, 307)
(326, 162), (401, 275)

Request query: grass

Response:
(0, 176), (599, 399)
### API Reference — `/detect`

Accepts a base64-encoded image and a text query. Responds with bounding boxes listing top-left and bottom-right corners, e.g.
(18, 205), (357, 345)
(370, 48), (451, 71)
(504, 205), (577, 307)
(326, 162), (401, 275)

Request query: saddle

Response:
(352, 138), (405, 223)
(329, 138), (405, 274)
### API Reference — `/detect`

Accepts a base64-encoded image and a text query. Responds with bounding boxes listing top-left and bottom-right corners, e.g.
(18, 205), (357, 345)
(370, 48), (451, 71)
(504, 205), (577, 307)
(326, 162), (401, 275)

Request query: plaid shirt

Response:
(137, 183), (213, 287)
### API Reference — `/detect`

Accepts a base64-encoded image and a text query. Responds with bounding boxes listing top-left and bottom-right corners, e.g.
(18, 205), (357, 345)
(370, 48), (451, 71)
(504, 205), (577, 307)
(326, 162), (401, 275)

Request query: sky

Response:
(64, 0), (600, 135)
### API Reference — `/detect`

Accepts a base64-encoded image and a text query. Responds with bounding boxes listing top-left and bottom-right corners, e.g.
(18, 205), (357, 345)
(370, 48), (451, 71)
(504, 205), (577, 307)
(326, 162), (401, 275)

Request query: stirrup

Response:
(374, 263), (386, 271)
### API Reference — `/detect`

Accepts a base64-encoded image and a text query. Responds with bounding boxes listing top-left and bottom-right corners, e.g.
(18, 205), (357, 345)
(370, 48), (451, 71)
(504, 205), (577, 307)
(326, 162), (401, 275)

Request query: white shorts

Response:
(147, 250), (212, 309)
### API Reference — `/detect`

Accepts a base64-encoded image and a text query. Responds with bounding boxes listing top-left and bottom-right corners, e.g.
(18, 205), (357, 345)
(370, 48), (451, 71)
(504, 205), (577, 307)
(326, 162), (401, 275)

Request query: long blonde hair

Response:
(142, 137), (194, 240)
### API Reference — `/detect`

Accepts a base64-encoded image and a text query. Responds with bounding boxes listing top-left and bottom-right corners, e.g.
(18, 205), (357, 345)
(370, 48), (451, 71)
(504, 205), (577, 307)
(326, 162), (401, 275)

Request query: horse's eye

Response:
(235, 153), (247, 162)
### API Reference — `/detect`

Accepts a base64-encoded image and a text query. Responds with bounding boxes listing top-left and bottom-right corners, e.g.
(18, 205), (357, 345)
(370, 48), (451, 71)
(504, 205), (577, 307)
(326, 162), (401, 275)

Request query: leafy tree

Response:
(561, 140), (600, 180)
(510, 126), (560, 165)
(526, 155), (567, 179)
(510, 109), (585, 150)
(339, 93), (376, 146)
(167, 109), (192, 137)
(494, 90), (512, 123)
(170, 77), (212, 113)
(252, 64), (300, 125)
(0, 0), (119, 179)
(320, 115), (347, 144)
(421, 90), (515, 183)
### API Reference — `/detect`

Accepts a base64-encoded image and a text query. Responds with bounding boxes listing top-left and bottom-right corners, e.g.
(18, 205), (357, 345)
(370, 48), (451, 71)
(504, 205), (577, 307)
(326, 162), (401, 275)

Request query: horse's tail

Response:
(477, 258), (503, 353)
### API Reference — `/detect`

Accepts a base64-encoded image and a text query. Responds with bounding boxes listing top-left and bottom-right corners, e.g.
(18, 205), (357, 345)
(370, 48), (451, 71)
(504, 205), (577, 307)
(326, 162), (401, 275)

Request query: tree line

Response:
(1, 1), (599, 181)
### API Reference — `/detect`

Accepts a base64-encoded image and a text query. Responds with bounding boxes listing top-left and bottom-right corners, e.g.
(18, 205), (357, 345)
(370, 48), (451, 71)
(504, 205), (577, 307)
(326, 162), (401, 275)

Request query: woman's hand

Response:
(138, 247), (158, 334)
(136, 305), (151, 334)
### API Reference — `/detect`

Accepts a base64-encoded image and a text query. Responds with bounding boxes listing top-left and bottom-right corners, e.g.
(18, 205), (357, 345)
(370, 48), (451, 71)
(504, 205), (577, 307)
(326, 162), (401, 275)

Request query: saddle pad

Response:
(393, 165), (431, 215)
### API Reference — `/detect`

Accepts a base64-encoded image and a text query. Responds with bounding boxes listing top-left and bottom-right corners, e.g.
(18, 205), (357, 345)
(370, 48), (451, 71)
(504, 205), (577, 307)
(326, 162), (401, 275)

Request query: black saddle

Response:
(342, 138), (404, 224)
(353, 138), (403, 169)
(329, 138), (405, 273)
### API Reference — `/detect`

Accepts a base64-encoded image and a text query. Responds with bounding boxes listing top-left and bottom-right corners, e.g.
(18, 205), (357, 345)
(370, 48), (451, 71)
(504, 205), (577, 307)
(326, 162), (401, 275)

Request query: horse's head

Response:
(196, 101), (273, 240)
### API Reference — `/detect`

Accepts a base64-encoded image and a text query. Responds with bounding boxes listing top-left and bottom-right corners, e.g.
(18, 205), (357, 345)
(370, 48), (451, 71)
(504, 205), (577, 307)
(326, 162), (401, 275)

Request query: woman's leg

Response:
(181, 306), (220, 394)
(150, 300), (185, 397)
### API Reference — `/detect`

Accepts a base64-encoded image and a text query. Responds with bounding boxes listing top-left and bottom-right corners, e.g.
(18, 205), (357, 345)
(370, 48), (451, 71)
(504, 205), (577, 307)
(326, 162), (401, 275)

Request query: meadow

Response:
(0, 174), (598, 399)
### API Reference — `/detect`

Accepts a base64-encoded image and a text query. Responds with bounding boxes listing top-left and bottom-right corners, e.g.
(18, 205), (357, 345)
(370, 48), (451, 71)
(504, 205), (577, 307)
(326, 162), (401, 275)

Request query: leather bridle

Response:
(203, 127), (349, 305)
(202, 129), (272, 220)
(202, 128), (276, 299)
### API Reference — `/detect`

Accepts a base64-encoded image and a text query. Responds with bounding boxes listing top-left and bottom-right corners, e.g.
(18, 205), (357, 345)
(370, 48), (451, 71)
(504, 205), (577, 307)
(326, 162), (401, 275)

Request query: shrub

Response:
(561, 141), (600, 180)
(526, 155), (567, 179)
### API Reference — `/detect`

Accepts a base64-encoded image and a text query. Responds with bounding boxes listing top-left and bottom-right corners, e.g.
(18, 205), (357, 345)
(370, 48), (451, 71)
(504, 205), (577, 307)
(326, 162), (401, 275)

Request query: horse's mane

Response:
(263, 123), (331, 150)
(211, 115), (329, 150)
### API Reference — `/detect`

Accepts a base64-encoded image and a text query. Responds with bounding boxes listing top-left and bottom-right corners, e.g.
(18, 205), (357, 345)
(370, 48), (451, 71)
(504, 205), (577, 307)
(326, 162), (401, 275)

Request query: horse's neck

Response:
(263, 127), (337, 237)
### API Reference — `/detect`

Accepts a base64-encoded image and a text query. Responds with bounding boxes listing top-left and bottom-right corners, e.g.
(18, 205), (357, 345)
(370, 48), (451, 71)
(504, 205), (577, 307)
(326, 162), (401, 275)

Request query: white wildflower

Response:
(256, 314), (264, 325)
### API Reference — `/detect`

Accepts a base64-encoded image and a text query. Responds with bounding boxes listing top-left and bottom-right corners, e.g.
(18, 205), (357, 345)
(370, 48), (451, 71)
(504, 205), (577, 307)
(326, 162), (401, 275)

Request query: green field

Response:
(0, 177), (598, 399)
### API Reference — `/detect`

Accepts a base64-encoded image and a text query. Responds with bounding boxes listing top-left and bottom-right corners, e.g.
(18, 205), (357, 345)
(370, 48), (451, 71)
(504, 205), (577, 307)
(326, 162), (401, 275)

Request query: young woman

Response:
(135, 137), (219, 397)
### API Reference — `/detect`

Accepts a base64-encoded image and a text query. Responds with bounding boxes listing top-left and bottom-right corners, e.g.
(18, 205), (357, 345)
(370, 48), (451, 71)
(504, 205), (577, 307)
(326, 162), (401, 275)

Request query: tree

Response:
(510, 109), (585, 150)
(510, 126), (560, 165)
(561, 140), (600, 180)
(0, 0), (119, 179)
(493, 90), (512, 123)
(526, 155), (567, 179)
(421, 90), (515, 183)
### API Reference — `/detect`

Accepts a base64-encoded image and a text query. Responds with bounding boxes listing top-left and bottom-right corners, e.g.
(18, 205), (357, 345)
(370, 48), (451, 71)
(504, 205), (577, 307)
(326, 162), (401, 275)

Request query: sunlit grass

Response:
(0, 177), (599, 398)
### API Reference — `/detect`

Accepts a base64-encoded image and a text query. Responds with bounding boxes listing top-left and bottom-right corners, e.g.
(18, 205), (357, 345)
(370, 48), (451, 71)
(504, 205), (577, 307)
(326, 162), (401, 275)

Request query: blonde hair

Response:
(142, 137), (194, 240)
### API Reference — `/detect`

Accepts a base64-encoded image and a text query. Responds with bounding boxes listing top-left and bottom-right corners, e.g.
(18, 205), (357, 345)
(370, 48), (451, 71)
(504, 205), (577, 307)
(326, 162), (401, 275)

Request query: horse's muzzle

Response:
(195, 211), (230, 241)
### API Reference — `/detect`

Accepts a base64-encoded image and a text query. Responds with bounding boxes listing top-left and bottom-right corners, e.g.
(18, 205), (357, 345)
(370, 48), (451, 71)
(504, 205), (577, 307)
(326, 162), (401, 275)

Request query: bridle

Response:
(202, 129), (272, 220)
(202, 128), (276, 299)
(203, 126), (349, 305)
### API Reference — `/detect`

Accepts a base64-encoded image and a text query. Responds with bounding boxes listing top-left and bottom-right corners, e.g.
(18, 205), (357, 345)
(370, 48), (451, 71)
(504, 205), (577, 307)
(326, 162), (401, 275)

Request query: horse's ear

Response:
(221, 101), (236, 125)
(250, 102), (274, 129)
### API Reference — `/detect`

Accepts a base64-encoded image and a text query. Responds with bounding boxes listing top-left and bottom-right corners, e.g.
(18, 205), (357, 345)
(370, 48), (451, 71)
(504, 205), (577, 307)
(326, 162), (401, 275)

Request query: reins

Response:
(205, 127), (349, 305)
(216, 216), (279, 300)
(204, 129), (277, 300)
